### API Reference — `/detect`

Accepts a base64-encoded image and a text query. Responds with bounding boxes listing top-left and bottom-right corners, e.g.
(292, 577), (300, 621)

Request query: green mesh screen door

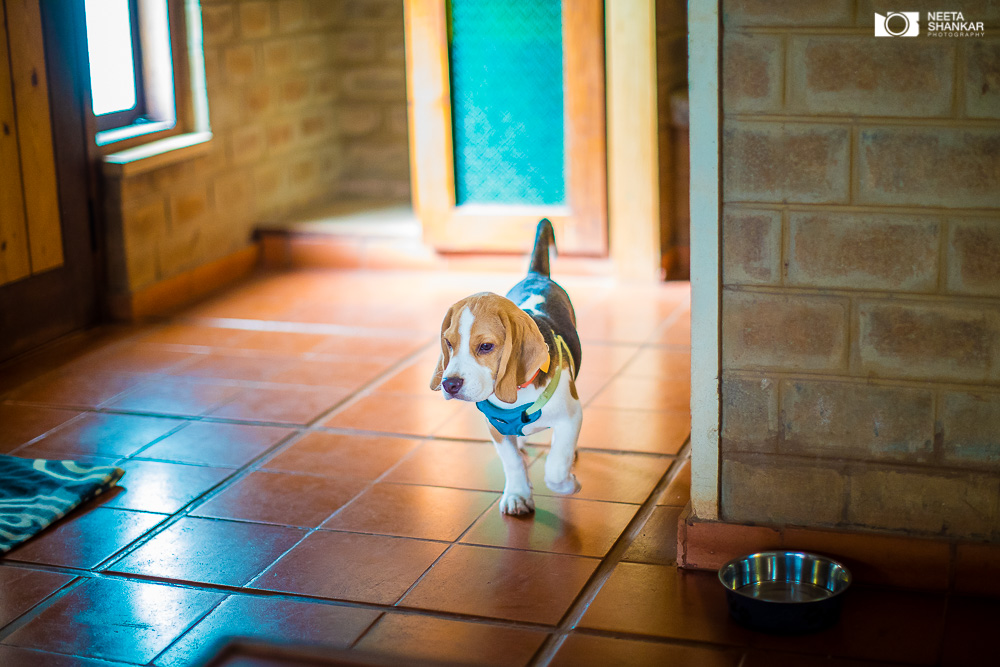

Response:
(406, 0), (606, 254)
(447, 0), (565, 206)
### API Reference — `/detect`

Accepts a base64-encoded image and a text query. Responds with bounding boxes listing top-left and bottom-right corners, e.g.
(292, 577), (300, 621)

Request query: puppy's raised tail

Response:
(528, 218), (556, 277)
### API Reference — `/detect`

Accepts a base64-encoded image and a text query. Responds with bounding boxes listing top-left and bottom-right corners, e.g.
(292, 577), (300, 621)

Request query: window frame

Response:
(88, 0), (200, 152)
(92, 0), (147, 132)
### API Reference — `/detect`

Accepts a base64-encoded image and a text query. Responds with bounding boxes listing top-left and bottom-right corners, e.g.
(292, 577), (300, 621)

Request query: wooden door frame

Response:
(0, 0), (100, 363)
(404, 0), (607, 256)
(605, 0), (662, 280)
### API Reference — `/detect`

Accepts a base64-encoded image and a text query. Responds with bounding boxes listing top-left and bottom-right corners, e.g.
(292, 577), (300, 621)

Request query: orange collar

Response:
(519, 368), (541, 389)
(518, 354), (551, 389)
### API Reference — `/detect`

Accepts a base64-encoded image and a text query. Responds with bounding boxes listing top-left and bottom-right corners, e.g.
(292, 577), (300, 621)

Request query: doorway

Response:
(404, 0), (607, 256)
(0, 0), (98, 363)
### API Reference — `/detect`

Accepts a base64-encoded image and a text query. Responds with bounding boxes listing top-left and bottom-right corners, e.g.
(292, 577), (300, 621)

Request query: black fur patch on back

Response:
(506, 274), (581, 377)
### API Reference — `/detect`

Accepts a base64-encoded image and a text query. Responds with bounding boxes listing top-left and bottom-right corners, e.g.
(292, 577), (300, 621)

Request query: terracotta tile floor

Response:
(0, 268), (990, 666)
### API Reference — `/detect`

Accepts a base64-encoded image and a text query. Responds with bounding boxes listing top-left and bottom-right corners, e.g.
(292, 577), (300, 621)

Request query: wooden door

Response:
(405, 0), (607, 255)
(0, 0), (98, 363)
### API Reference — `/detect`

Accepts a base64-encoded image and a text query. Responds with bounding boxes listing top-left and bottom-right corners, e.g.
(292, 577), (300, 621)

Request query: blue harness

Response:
(476, 335), (572, 437)
(476, 399), (543, 437)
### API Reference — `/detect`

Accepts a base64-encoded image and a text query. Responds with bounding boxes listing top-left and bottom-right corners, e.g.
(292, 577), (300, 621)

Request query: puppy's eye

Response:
(445, 339), (453, 351)
(478, 343), (494, 354)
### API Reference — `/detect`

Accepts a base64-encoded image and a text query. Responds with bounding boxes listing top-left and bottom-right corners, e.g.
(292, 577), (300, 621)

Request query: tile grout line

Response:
(346, 478), (509, 651)
(4, 410), (102, 457)
(546, 625), (758, 657)
(578, 342), (648, 411)
(0, 574), (89, 645)
(297, 337), (440, 430)
(238, 421), (465, 595)
(5, 353), (684, 510)
(0, 560), (592, 639)
(393, 464), (512, 585)
(4, 331), (438, 456)
(529, 438), (693, 667)
(3, 336), (689, 454)
(180, 315), (434, 340)
(145, 588), (233, 667)
(94, 566), (565, 633)
(578, 297), (690, 411)
(7, 338), (443, 581)
(648, 298), (692, 344)
(87, 428), (312, 574)
(206, 435), (686, 652)
(236, 351), (479, 562)
(236, 387), (505, 609)
(3, 352), (209, 457)
(344, 611), (389, 657)
(1, 277), (696, 664)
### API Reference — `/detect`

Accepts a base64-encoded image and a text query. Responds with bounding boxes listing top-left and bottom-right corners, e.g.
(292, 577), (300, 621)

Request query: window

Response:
(84, 0), (205, 148)
(86, 0), (144, 128)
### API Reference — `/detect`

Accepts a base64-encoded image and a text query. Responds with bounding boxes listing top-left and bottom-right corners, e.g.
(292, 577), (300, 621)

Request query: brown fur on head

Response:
(428, 300), (458, 392)
(493, 300), (548, 402)
(429, 293), (549, 403)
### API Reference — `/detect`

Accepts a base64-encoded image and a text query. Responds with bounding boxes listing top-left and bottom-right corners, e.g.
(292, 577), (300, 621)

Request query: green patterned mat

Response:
(0, 455), (125, 554)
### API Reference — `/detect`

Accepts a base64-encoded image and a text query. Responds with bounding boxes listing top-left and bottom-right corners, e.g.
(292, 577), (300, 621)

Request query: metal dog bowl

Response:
(718, 550), (851, 634)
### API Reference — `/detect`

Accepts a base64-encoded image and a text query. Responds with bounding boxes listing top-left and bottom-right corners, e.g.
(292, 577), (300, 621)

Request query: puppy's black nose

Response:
(442, 377), (464, 395)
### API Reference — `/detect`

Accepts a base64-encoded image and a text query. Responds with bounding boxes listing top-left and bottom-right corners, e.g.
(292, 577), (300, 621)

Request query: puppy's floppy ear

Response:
(430, 304), (457, 391)
(494, 305), (549, 404)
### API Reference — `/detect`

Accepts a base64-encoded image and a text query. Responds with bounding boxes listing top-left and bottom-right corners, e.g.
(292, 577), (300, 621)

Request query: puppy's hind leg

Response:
(544, 406), (583, 495)
(492, 433), (535, 515)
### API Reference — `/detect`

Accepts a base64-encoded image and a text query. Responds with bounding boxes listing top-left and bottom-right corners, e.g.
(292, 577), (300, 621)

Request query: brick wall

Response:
(719, 0), (1000, 542)
(105, 0), (409, 297)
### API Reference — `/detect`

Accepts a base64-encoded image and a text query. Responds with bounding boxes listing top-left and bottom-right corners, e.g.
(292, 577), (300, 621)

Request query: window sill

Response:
(96, 120), (176, 147)
(102, 131), (213, 178)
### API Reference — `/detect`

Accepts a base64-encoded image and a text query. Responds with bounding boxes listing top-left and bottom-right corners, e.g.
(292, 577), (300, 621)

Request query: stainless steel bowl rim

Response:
(718, 550), (852, 604)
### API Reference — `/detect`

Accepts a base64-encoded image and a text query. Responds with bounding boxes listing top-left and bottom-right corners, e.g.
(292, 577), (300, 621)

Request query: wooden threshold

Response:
(257, 200), (614, 276)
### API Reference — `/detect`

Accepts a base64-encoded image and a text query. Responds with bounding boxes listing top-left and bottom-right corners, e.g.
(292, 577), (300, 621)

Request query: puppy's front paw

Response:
(545, 473), (581, 495)
(499, 493), (535, 515)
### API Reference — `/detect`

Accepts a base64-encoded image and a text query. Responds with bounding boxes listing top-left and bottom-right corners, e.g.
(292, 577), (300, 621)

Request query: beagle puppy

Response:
(430, 219), (582, 515)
